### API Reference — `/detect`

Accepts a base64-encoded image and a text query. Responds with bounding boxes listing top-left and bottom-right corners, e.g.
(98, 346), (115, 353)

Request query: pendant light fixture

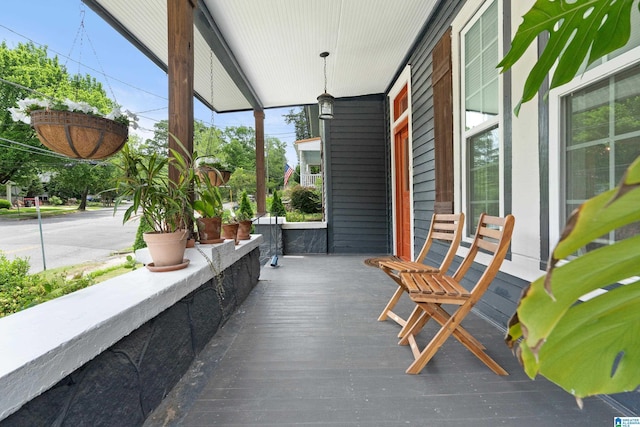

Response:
(317, 51), (334, 120)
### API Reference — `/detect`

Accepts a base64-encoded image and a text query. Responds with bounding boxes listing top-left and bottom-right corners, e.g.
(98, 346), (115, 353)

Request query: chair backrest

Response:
(452, 213), (515, 299)
(415, 213), (465, 274)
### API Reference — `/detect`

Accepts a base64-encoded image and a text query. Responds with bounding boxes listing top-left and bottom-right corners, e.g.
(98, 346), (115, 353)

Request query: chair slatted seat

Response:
(369, 213), (464, 337)
(398, 213), (515, 375)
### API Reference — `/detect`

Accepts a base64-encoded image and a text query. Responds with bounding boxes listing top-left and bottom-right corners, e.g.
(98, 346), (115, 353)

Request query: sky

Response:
(0, 1), (300, 166)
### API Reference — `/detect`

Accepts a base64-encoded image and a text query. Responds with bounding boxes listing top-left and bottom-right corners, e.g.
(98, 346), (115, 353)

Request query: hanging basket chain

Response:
(206, 50), (216, 156)
(65, 4), (118, 105)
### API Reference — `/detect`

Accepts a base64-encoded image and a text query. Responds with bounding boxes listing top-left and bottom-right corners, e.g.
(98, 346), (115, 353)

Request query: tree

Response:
(140, 120), (169, 156)
(0, 42), (64, 184)
(219, 126), (255, 172)
(499, 0), (640, 402)
(283, 107), (311, 141)
(266, 137), (287, 192)
(47, 161), (117, 210)
(223, 167), (256, 202)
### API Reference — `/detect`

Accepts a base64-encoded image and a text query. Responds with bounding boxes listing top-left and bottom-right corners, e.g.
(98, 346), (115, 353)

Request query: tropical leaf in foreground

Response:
(498, 0), (636, 114)
(506, 156), (640, 401)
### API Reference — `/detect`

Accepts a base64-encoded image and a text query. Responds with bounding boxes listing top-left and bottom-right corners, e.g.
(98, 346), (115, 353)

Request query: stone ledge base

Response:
(1, 248), (260, 426)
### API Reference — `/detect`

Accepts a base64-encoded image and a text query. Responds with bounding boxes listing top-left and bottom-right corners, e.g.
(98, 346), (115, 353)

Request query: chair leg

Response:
(405, 303), (508, 375)
(419, 303), (485, 350)
(398, 303), (484, 350)
(397, 305), (423, 338)
(378, 285), (406, 326)
(398, 309), (429, 346)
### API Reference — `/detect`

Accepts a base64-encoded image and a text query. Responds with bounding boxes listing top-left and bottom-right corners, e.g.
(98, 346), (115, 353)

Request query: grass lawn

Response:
(0, 205), (102, 220)
(41, 255), (141, 284)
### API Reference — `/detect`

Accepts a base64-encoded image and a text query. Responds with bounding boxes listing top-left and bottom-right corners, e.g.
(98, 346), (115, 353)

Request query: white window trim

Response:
(548, 46), (640, 253)
(452, 0), (504, 242)
(388, 65), (414, 259)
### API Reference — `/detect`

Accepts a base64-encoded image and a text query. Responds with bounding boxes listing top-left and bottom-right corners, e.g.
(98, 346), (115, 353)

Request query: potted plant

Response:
(195, 156), (232, 187)
(221, 209), (239, 244)
(114, 143), (193, 271)
(193, 168), (224, 244)
(236, 190), (254, 240)
(10, 97), (138, 160)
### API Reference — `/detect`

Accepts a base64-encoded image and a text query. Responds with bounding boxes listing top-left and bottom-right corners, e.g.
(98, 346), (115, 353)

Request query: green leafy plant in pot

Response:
(193, 166), (224, 244)
(236, 190), (254, 240)
(114, 143), (194, 270)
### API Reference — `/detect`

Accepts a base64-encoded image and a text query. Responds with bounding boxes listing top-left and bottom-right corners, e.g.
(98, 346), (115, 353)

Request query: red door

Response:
(394, 119), (411, 260)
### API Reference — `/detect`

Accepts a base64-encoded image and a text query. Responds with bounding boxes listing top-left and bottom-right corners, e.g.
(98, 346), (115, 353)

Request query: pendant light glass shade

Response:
(318, 52), (334, 120)
(318, 92), (334, 120)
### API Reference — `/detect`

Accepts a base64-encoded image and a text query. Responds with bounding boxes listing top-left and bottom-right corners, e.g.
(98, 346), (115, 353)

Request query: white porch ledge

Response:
(282, 221), (327, 230)
(254, 216), (326, 229)
(0, 235), (263, 421)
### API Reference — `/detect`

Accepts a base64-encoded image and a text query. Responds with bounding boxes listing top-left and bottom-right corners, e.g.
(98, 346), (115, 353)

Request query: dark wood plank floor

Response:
(145, 255), (623, 426)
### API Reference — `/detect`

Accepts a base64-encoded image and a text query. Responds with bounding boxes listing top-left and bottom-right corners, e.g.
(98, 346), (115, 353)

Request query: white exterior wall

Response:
(452, 0), (543, 282)
(506, 0), (543, 281)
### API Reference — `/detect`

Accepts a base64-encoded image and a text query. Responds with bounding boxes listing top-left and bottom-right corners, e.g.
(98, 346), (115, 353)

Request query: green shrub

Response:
(290, 185), (321, 214)
(237, 191), (254, 221)
(0, 254), (94, 317)
(270, 191), (286, 217)
(286, 211), (323, 222)
(133, 216), (154, 251)
(48, 195), (63, 206)
(0, 199), (11, 209)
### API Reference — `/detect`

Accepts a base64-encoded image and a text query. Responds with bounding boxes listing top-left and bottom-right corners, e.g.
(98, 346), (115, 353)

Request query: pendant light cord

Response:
(323, 55), (328, 93)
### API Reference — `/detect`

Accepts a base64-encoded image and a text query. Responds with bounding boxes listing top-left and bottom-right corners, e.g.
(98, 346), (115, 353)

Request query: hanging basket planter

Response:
(30, 109), (129, 159)
(196, 165), (232, 187)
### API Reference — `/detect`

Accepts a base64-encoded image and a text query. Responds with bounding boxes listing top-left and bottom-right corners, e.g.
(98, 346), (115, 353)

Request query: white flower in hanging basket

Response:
(9, 97), (138, 128)
(9, 97), (139, 159)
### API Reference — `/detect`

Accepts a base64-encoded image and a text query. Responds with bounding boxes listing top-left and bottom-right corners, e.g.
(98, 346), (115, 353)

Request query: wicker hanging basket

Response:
(196, 165), (232, 187)
(30, 109), (129, 159)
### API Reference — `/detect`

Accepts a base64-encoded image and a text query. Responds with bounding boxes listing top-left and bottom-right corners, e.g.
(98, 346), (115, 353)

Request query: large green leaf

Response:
(507, 156), (640, 398)
(498, 0), (636, 115)
(518, 283), (640, 397)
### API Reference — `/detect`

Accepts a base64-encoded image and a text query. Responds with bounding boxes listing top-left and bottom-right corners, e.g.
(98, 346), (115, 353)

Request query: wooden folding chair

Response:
(370, 213), (464, 337)
(398, 213), (515, 375)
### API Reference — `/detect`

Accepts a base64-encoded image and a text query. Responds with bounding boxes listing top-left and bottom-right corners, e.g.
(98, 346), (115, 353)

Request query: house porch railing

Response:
(300, 173), (322, 187)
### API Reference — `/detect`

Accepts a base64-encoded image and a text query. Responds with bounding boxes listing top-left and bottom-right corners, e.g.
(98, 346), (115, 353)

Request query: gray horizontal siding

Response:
(325, 95), (389, 254)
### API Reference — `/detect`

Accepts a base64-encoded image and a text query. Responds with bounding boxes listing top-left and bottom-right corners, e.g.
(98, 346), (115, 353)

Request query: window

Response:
(468, 126), (500, 226)
(563, 65), (640, 250)
(462, 0), (501, 235)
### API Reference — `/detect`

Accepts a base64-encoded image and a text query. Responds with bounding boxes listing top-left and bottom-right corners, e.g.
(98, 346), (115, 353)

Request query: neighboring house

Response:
(86, 0), (640, 413)
(294, 137), (322, 188)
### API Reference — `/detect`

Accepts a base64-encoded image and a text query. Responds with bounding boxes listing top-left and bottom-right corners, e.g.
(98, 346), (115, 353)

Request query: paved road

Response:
(0, 206), (138, 273)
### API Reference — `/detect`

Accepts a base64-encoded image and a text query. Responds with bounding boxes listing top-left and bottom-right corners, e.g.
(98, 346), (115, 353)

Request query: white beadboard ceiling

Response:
(88, 0), (439, 112)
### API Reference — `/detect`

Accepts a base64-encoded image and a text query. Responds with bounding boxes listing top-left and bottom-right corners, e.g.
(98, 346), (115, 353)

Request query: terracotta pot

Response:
(143, 229), (188, 267)
(237, 220), (253, 240)
(30, 110), (128, 159)
(197, 217), (223, 243)
(222, 222), (239, 244)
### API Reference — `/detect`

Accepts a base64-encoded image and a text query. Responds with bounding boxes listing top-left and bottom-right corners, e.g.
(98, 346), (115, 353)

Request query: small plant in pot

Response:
(221, 209), (239, 244)
(236, 190), (254, 240)
(193, 169), (224, 244)
(114, 143), (194, 271)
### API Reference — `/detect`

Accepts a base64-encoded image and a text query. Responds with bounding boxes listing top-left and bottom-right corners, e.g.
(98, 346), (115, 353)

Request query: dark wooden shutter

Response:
(432, 28), (454, 214)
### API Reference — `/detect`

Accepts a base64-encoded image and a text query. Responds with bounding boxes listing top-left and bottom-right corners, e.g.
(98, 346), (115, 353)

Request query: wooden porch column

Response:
(167, 0), (196, 182)
(254, 110), (266, 215)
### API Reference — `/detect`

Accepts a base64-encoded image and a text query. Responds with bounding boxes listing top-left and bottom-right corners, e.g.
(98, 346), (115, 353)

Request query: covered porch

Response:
(144, 255), (621, 426)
